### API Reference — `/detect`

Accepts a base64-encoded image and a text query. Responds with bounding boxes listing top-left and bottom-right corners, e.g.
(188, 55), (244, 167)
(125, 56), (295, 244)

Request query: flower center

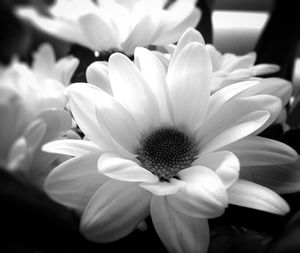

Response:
(137, 127), (198, 181)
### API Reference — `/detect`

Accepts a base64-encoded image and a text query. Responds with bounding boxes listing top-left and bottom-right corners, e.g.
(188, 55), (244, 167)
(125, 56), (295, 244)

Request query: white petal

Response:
(17, 8), (90, 48)
(250, 64), (280, 76)
(236, 77), (292, 106)
(86, 61), (112, 94)
(207, 80), (259, 118)
(140, 178), (185, 196)
(67, 83), (124, 153)
(240, 159), (300, 194)
(98, 152), (158, 183)
(32, 43), (56, 79)
(221, 136), (297, 166)
(80, 180), (150, 242)
(96, 1), (130, 42)
(54, 56), (79, 85)
(134, 47), (172, 123)
(193, 151), (240, 188)
(200, 110), (270, 153)
(24, 119), (47, 150)
(36, 109), (72, 142)
(122, 15), (159, 55)
(167, 42), (212, 129)
(228, 179), (290, 215)
(95, 93), (141, 153)
(0, 90), (29, 158)
(45, 152), (108, 212)
(79, 13), (119, 50)
(167, 166), (228, 218)
(198, 95), (282, 151)
(29, 109), (72, 169)
(169, 27), (205, 71)
(7, 137), (28, 171)
(108, 53), (161, 131)
(220, 53), (256, 72)
(42, 139), (100, 157)
(154, 7), (201, 45)
(152, 51), (171, 72)
(151, 196), (209, 253)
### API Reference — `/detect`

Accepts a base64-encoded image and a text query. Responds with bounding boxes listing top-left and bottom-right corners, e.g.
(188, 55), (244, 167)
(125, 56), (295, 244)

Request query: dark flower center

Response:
(137, 127), (198, 181)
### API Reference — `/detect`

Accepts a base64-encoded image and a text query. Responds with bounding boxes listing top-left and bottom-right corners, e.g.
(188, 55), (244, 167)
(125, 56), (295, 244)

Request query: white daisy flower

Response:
(0, 43), (77, 186)
(17, 0), (201, 56)
(43, 42), (297, 253)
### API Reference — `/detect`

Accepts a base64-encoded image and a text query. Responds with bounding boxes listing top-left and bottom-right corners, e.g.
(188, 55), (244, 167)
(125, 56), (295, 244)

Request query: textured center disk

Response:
(137, 127), (197, 180)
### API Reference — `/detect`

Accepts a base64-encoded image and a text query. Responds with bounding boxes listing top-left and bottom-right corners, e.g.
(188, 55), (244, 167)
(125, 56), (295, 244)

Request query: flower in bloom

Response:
(43, 41), (298, 253)
(0, 43), (77, 186)
(17, 0), (201, 56)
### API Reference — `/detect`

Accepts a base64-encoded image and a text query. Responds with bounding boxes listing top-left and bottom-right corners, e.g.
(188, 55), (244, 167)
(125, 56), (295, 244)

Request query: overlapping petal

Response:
(193, 151), (240, 188)
(43, 139), (100, 157)
(151, 196), (209, 253)
(45, 152), (107, 212)
(140, 178), (185, 196)
(86, 61), (112, 94)
(67, 83), (124, 153)
(134, 47), (172, 123)
(109, 53), (161, 130)
(94, 94), (141, 153)
(228, 179), (290, 215)
(198, 95), (282, 152)
(167, 166), (228, 218)
(98, 152), (158, 183)
(221, 136), (297, 166)
(240, 162), (300, 194)
(167, 42), (212, 129)
(80, 180), (151, 242)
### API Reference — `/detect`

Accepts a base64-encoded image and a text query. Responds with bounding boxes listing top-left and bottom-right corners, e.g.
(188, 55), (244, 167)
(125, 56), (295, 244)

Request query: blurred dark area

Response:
(0, 168), (169, 253)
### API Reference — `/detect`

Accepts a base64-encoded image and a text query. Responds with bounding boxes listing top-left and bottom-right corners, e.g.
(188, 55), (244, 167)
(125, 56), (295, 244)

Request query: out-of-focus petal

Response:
(79, 13), (120, 50)
(86, 61), (112, 94)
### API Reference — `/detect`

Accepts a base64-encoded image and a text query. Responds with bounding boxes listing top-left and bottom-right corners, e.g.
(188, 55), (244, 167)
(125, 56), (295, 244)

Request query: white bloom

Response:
(17, 0), (201, 55)
(43, 42), (296, 253)
(0, 43), (79, 113)
(0, 44), (76, 186)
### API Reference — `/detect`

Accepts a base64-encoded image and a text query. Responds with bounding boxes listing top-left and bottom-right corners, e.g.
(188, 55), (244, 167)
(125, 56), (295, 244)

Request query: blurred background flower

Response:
(0, 43), (77, 187)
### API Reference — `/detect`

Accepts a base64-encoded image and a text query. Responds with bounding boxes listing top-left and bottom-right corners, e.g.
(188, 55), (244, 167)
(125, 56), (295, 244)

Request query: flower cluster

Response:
(0, 43), (78, 187)
(44, 29), (298, 252)
(1, 1), (300, 253)
(17, 0), (201, 56)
